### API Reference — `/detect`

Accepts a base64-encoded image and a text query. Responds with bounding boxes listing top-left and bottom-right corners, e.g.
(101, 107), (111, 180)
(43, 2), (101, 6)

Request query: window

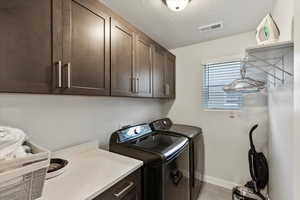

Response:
(203, 61), (243, 110)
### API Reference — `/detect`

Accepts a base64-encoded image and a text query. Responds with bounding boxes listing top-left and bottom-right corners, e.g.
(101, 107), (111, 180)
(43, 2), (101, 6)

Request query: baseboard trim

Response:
(203, 175), (239, 190)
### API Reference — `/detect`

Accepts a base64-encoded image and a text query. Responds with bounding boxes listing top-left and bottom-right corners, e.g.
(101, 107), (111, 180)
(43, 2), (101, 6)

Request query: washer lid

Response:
(131, 133), (188, 160)
(150, 118), (202, 138)
(167, 124), (202, 138)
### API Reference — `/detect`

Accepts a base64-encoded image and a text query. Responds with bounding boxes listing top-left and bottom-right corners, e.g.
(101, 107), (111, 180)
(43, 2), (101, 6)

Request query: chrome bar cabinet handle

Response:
(131, 77), (136, 93)
(113, 182), (135, 198)
(137, 77), (140, 93)
(57, 60), (62, 88)
(65, 63), (71, 89)
(166, 84), (170, 96)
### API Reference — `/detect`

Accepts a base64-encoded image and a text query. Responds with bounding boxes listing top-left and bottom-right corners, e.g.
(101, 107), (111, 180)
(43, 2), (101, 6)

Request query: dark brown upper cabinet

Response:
(59, 0), (110, 96)
(134, 35), (153, 98)
(165, 53), (176, 99)
(153, 47), (176, 99)
(0, 0), (175, 99)
(110, 19), (136, 97)
(153, 46), (167, 98)
(0, 0), (61, 94)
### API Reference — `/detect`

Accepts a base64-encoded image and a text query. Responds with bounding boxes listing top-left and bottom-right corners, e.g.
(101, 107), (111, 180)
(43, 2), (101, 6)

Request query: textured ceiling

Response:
(99, 0), (274, 49)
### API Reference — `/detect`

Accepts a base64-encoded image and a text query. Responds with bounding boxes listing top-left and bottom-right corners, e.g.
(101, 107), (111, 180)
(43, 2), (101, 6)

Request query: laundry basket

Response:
(0, 142), (50, 200)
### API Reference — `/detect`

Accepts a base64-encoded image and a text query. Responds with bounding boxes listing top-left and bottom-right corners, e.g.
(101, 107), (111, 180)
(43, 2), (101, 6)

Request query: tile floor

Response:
(198, 183), (232, 200)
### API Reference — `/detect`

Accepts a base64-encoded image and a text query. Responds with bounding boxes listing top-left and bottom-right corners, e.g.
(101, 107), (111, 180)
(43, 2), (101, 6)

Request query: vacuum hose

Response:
(249, 124), (258, 150)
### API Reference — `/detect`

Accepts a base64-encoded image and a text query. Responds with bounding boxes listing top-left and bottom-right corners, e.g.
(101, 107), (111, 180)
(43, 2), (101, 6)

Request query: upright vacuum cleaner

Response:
(232, 124), (269, 200)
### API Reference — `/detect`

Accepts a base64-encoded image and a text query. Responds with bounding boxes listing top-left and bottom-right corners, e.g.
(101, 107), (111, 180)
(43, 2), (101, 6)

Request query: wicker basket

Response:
(0, 142), (50, 200)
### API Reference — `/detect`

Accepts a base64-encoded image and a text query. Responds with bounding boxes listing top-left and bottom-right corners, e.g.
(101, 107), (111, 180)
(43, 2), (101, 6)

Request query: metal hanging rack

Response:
(223, 42), (294, 93)
(243, 51), (293, 87)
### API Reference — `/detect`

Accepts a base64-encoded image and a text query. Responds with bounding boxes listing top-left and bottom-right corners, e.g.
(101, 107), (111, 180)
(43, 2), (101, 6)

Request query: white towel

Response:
(0, 126), (26, 160)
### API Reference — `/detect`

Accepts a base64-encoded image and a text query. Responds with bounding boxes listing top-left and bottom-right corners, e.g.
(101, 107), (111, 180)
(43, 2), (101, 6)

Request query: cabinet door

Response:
(61, 0), (110, 96)
(153, 47), (167, 98)
(111, 19), (135, 97)
(165, 53), (176, 99)
(93, 169), (141, 200)
(0, 0), (62, 93)
(120, 189), (139, 200)
(135, 36), (153, 97)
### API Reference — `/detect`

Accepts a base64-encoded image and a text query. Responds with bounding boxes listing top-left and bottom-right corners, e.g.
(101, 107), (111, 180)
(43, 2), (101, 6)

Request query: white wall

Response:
(0, 94), (165, 151)
(293, 1), (300, 199)
(271, 0), (294, 42)
(267, 46), (294, 200)
(269, 0), (295, 199)
(164, 32), (269, 187)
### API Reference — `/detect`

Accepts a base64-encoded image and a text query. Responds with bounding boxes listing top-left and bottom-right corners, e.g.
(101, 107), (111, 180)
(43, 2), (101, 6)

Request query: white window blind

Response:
(203, 61), (243, 110)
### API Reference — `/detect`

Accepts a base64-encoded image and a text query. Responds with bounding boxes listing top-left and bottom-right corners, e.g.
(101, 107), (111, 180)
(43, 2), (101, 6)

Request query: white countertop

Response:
(39, 142), (143, 200)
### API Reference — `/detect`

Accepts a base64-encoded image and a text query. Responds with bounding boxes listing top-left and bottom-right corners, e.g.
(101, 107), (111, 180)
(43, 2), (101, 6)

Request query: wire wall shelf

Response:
(244, 42), (294, 89)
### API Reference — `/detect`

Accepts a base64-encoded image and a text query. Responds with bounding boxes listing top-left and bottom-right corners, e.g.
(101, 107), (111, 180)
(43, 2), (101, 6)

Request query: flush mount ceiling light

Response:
(165, 0), (190, 12)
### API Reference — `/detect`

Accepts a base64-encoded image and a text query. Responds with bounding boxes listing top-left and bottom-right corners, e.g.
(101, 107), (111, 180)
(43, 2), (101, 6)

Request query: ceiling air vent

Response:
(198, 22), (223, 32)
